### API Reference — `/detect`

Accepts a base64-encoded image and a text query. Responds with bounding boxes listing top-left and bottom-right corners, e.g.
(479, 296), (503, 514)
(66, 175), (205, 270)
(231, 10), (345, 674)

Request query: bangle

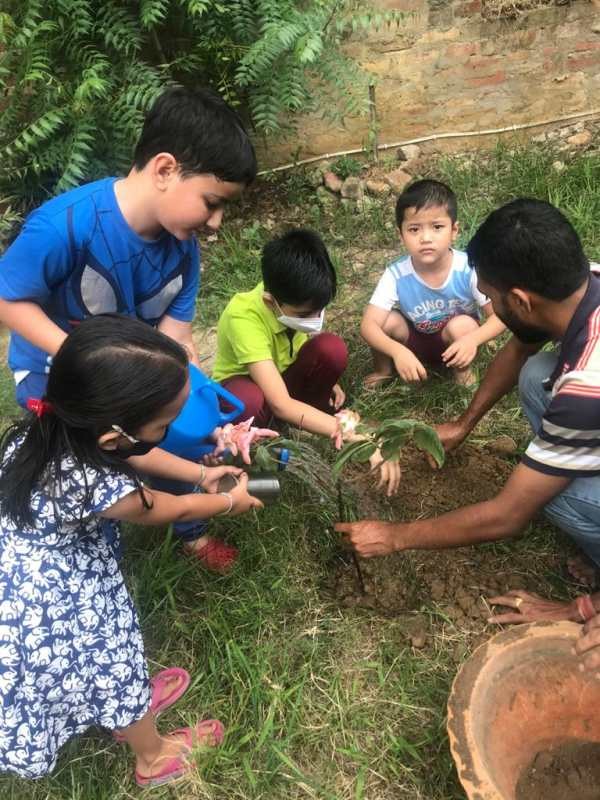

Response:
(195, 463), (206, 488)
(217, 491), (233, 515)
(576, 594), (596, 622)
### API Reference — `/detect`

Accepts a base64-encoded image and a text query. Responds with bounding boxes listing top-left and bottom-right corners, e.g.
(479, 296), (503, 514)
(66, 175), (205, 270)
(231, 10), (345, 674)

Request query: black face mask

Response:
(114, 427), (169, 459)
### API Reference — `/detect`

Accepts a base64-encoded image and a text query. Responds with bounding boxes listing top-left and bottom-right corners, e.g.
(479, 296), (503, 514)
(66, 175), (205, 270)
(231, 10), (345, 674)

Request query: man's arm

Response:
(0, 298), (67, 355)
(157, 315), (201, 368)
(437, 335), (544, 452)
(336, 462), (571, 556)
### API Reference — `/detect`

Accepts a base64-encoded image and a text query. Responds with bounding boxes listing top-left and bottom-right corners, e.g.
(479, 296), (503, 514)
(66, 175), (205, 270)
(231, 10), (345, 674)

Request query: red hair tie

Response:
(26, 398), (54, 418)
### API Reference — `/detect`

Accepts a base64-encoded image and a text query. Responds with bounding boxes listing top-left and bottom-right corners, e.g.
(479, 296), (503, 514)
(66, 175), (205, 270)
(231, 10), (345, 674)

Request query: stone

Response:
(552, 160), (566, 173)
(592, 21), (600, 34)
(397, 144), (421, 163)
(410, 630), (427, 649)
(488, 435), (518, 456)
(323, 170), (343, 193)
(340, 176), (364, 201)
(384, 168), (412, 194)
(567, 130), (592, 147)
(365, 179), (391, 196)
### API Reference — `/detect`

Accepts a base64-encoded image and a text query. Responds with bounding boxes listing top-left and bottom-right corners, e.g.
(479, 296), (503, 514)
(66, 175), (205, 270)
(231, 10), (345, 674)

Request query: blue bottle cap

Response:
(277, 447), (290, 471)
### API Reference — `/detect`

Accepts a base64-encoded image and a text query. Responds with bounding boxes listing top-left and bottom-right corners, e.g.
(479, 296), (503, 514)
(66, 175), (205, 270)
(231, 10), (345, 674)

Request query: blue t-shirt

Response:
(0, 178), (200, 376)
(369, 249), (488, 334)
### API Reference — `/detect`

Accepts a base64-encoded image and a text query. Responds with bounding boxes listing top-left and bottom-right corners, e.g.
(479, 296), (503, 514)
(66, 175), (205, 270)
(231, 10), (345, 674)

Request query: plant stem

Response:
(337, 481), (366, 595)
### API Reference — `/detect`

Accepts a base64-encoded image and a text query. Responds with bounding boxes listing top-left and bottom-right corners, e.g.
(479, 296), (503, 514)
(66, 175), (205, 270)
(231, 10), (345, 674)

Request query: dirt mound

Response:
(516, 741), (600, 800)
(329, 445), (558, 632)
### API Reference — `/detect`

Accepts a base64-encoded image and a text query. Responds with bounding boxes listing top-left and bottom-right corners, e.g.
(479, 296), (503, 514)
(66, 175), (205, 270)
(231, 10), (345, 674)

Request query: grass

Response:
(1, 142), (599, 799)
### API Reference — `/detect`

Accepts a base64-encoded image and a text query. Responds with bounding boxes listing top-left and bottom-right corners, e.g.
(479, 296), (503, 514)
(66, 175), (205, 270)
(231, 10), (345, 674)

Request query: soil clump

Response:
(331, 445), (559, 629)
(516, 740), (600, 800)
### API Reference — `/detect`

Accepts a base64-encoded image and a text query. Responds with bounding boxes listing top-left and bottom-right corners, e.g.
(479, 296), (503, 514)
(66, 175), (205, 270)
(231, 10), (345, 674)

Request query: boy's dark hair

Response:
(261, 228), (337, 311)
(395, 179), (458, 227)
(0, 315), (188, 528)
(467, 199), (589, 301)
(134, 86), (257, 184)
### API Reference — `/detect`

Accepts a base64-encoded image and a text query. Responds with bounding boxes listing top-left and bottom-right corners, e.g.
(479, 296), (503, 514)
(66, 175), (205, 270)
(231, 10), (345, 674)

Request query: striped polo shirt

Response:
(523, 274), (600, 477)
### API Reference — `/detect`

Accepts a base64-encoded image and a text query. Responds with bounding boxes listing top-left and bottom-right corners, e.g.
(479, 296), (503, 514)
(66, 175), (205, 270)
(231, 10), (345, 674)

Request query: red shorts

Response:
(406, 324), (448, 365)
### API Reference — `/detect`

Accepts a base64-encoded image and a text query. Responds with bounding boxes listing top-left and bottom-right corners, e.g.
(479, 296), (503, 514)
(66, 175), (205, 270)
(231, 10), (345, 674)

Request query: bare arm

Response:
(158, 315), (201, 368)
(360, 303), (426, 381)
(361, 304), (406, 359)
(437, 335), (544, 452)
(126, 447), (207, 484)
(336, 463), (571, 556)
(469, 301), (506, 346)
(248, 359), (337, 436)
(0, 298), (67, 356)
(101, 472), (261, 525)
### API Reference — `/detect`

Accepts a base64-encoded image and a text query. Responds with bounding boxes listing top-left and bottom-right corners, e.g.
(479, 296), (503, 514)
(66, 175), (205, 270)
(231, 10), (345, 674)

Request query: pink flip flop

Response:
(135, 719), (225, 787)
(113, 667), (191, 743)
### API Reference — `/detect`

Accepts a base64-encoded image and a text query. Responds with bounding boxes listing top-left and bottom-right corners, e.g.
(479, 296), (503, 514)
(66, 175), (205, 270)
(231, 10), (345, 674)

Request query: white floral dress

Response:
(0, 452), (151, 779)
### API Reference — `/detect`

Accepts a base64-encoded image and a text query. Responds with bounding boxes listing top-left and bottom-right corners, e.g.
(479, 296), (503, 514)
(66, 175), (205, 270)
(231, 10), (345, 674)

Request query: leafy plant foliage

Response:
(0, 1), (404, 210)
(334, 418), (445, 476)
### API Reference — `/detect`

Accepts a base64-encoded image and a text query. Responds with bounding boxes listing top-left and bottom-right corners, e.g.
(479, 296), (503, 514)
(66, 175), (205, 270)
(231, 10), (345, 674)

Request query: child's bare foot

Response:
(567, 555), (599, 588)
(452, 366), (477, 388)
(135, 720), (224, 785)
(363, 371), (394, 390)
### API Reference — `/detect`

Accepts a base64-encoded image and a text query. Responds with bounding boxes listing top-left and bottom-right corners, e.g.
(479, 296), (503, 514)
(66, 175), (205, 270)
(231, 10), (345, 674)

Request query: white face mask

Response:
(277, 308), (325, 334)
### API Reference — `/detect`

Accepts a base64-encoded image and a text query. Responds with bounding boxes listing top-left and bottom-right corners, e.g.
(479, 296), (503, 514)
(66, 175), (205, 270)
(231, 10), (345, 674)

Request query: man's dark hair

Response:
(395, 179), (458, 227)
(133, 86), (257, 184)
(467, 199), (589, 300)
(261, 229), (337, 311)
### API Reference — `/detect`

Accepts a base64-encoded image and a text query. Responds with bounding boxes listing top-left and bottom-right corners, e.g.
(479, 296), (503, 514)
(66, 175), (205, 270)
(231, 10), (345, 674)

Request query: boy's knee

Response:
(221, 378), (265, 421)
(443, 314), (478, 340)
(308, 333), (348, 372)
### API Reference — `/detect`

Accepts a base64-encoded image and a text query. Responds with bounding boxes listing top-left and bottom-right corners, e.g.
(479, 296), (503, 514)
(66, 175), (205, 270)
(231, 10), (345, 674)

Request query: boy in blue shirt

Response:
(361, 179), (504, 387)
(0, 86), (257, 572)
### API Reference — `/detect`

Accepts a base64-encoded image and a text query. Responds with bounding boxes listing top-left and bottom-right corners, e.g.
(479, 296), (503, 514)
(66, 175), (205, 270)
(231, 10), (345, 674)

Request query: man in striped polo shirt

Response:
(336, 199), (600, 579)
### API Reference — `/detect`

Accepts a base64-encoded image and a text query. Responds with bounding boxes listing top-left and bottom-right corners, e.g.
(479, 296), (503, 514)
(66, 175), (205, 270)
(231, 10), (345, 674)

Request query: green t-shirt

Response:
(212, 282), (309, 382)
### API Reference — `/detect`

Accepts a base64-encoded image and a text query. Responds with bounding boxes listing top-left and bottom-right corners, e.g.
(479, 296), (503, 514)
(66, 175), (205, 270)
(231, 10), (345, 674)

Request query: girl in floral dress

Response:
(0, 315), (262, 787)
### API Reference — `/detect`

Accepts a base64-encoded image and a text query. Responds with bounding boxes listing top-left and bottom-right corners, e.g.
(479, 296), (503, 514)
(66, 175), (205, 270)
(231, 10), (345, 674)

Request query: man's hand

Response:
(442, 334), (478, 369)
(487, 589), (579, 625)
(329, 383), (346, 410)
(393, 348), (427, 382)
(575, 614), (600, 673)
(334, 519), (399, 557)
(369, 450), (401, 497)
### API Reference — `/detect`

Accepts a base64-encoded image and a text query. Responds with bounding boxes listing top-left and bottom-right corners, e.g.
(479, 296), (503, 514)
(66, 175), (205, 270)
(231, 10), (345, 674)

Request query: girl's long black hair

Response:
(0, 314), (188, 528)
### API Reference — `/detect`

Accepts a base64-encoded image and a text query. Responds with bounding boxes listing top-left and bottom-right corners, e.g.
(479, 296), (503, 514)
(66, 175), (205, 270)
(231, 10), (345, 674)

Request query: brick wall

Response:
(261, 0), (599, 166)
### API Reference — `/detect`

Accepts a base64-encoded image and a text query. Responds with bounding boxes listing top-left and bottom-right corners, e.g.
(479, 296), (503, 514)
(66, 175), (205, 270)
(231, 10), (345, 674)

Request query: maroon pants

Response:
(221, 332), (348, 427)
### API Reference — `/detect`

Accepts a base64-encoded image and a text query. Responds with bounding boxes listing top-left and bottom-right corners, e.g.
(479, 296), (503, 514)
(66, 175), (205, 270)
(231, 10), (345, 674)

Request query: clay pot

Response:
(447, 621), (600, 800)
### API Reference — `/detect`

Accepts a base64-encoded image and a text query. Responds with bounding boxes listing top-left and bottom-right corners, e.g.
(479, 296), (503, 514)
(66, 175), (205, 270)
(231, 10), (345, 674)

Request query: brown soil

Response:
(330, 445), (560, 639)
(516, 741), (600, 800)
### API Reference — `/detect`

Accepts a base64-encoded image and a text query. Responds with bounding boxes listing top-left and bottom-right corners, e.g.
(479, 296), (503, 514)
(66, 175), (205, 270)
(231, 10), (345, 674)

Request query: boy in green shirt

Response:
(213, 228), (400, 495)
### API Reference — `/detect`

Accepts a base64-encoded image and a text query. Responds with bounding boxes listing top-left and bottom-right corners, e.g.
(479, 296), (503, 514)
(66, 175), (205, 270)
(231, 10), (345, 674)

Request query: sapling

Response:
(333, 409), (445, 476)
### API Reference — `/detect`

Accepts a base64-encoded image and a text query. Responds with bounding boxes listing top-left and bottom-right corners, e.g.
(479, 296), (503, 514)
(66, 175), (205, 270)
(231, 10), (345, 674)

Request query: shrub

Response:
(0, 1), (404, 211)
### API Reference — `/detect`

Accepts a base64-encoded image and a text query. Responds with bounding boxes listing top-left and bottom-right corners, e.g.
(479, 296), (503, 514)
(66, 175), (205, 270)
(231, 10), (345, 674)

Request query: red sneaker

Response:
(190, 539), (239, 573)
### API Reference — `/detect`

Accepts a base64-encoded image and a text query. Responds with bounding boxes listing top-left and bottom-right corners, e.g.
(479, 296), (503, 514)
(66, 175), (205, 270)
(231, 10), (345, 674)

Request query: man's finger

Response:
(334, 522), (354, 534)
(487, 612), (526, 625)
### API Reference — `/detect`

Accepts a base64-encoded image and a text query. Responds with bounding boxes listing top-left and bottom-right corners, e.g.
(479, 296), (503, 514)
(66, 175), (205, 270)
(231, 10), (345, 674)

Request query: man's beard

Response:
(496, 307), (550, 344)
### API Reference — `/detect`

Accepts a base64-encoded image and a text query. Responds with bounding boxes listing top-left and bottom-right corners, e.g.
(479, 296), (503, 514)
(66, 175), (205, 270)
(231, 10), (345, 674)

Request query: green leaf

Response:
(333, 440), (377, 476)
(412, 423), (445, 468)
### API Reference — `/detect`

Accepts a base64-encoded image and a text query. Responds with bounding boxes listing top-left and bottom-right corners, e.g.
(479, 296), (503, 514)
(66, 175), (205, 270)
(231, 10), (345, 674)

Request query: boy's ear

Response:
(451, 220), (459, 241)
(262, 291), (276, 310)
(152, 153), (179, 190)
(98, 430), (121, 451)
